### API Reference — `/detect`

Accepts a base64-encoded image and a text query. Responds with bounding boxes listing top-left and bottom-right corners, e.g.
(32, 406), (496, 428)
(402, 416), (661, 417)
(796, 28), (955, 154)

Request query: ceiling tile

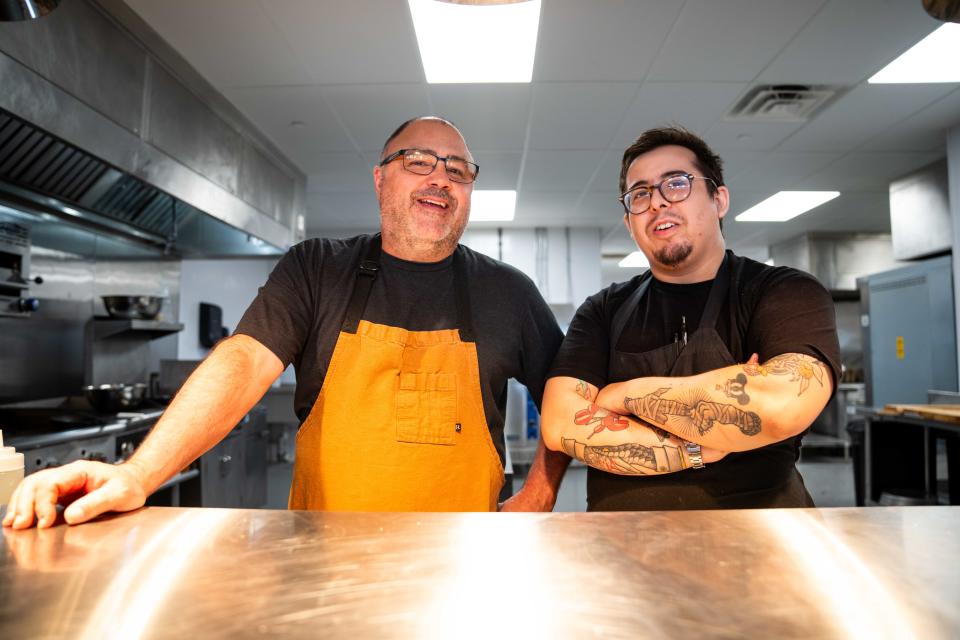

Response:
(521, 150), (605, 192)
(516, 190), (582, 225)
(471, 151), (522, 191)
(324, 84), (432, 152)
(758, 0), (943, 85)
(428, 85), (532, 151)
(305, 153), (373, 192)
(779, 84), (956, 152)
(528, 83), (639, 150)
(265, 0), (424, 85)
(646, 0), (826, 82)
(860, 88), (960, 153)
(705, 121), (806, 152)
(797, 151), (944, 191)
(534, 0), (683, 82)
(725, 151), (842, 192)
(613, 82), (748, 150)
(126, 0), (309, 87)
(223, 86), (356, 162)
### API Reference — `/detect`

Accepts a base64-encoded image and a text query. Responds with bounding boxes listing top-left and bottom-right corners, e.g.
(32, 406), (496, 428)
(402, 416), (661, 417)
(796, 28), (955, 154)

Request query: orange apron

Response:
(289, 236), (504, 511)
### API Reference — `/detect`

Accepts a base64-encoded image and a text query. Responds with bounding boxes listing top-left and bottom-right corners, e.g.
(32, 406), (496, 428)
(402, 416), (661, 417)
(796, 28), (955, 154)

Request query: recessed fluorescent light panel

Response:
(735, 191), (840, 222)
(408, 0), (541, 83)
(618, 251), (650, 269)
(470, 190), (516, 222)
(869, 23), (960, 83)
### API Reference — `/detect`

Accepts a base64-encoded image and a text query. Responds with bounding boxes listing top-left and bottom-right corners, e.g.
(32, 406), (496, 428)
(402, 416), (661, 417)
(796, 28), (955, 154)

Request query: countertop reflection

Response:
(2, 506), (958, 638)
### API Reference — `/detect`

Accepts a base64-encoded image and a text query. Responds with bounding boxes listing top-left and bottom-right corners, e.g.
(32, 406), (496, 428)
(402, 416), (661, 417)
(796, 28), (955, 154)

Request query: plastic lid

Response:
(0, 431), (25, 472)
(0, 448), (23, 473)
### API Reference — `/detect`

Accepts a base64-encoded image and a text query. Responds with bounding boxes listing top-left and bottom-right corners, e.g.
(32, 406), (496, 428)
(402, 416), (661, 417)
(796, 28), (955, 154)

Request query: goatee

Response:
(654, 243), (693, 268)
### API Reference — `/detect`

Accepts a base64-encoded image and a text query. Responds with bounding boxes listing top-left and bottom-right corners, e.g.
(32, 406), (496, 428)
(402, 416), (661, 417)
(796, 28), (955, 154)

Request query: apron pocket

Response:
(396, 372), (459, 445)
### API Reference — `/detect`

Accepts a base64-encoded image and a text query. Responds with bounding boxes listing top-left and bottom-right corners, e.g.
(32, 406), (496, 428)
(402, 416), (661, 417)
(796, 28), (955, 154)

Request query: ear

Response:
(373, 165), (384, 200)
(714, 185), (730, 220)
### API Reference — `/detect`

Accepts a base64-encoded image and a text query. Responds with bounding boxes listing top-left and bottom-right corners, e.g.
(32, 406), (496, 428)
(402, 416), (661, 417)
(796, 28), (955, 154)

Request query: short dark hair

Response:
(619, 126), (724, 196)
(381, 116), (461, 159)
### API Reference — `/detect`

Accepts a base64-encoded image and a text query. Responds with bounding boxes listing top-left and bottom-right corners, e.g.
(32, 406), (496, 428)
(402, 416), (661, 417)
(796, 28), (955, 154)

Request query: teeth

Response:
(655, 222), (675, 231)
(420, 198), (447, 208)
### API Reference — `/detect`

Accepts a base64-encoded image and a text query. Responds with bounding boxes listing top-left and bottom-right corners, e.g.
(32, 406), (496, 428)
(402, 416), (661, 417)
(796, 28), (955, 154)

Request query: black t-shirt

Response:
(235, 234), (564, 464)
(551, 252), (842, 391)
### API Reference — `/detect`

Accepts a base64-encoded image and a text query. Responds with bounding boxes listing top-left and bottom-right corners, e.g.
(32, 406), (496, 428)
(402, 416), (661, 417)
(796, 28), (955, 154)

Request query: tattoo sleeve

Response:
(743, 353), (826, 396)
(625, 388), (761, 437)
(575, 379), (593, 401)
(562, 437), (688, 475)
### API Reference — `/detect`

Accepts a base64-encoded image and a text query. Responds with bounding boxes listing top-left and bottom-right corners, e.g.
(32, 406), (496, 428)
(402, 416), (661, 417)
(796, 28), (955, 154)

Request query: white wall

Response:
(177, 258), (278, 361)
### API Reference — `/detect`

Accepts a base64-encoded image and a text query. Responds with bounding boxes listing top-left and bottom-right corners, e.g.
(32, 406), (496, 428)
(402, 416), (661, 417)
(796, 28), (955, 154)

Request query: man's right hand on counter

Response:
(2, 460), (148, 529)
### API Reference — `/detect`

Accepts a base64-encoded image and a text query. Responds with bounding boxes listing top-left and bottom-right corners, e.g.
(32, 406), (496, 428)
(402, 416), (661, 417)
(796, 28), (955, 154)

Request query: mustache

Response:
(413, 188), (454, 206)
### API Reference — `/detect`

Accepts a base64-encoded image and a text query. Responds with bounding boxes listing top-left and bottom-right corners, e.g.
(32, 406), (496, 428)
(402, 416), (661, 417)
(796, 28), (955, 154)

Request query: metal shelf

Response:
(93, 317), (184, 340)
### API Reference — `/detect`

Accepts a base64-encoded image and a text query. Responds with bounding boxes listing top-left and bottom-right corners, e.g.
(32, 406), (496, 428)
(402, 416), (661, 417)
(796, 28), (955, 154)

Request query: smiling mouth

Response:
(654, 221), (678, 232)
(416, 196), (450, 211)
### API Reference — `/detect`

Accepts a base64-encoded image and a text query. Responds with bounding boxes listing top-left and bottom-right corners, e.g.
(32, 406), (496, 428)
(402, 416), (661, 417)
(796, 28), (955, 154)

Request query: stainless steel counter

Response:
(2, 506), (958, 638)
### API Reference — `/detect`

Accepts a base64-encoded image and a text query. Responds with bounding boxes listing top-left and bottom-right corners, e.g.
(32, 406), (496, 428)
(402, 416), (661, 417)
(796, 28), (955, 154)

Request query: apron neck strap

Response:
(340, 235), (476, 341)
(341, 234), (382, 334)
(698, 251), (731, 331)
(453, 248), (475, 342)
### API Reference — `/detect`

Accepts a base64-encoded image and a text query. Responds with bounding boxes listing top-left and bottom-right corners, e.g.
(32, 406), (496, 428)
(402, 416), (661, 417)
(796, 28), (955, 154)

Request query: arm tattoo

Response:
(574, 379), (593, 401)
(625, 388), (761, 436)
(562, 437), (687, 475)
(743, 353), (826, 396)
(717, 373), (750, 405)
(574, 403), (630, 439)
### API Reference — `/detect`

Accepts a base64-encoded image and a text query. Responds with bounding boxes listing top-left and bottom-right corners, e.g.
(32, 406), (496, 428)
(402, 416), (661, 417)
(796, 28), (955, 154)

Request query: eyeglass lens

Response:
(625, 175), (692, 213)
(402, 150), (477, 184)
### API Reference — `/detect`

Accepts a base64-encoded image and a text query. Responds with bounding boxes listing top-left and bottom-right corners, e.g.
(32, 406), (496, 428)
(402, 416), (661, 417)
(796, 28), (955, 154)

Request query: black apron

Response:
(587, 252), (815, 511)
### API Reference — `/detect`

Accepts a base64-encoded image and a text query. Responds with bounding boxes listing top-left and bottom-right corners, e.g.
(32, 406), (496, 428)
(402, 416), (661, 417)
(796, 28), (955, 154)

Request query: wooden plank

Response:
(883, 403), (960, 424)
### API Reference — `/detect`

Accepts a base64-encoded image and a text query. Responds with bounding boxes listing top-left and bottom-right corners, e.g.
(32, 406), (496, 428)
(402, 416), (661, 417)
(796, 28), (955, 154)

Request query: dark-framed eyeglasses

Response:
(379, 148), (480, 184)
(618, 173), (717, 215)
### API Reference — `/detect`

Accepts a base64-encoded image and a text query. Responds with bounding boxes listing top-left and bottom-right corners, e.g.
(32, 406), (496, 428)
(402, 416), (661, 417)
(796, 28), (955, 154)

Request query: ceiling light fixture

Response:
(618, 251), (650, 269)
(869, 23), (960, 83)
(408, 0), (541, 83)
(470, 190), (516, 221)
(735, 191), (840, 222)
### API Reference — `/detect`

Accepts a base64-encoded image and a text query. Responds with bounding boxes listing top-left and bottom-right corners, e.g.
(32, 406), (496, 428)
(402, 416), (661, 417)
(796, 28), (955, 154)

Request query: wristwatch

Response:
(685, 441), (705, 470)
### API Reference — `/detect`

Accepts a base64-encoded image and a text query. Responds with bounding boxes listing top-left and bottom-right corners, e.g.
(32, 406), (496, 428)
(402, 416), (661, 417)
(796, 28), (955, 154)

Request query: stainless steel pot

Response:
(83, 383), (147, 413)
(102, 295), (164, 320)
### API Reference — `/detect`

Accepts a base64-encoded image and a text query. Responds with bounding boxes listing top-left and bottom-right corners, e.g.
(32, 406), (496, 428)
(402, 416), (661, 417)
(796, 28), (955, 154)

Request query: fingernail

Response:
(13, 516), (24, 528)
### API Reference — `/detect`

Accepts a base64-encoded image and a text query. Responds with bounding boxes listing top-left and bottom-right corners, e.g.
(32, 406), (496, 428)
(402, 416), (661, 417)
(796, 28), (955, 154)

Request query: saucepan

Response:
(102, 295), (164, 320)
(83, 383), (147, 413)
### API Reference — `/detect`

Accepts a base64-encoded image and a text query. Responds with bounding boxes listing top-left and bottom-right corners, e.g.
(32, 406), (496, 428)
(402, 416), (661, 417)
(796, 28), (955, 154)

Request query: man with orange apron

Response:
(541, 126), (841, 511)
(3, 116), (568, 529)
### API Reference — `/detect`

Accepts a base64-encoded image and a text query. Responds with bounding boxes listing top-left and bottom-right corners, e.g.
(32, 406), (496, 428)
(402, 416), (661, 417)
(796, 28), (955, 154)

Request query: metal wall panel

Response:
(890, 160), (951, 261)
(238, 141), (295, 225)
(147, 63), (243, 196)
(0, 0), (145, 135)
(862, 256), (957, 406)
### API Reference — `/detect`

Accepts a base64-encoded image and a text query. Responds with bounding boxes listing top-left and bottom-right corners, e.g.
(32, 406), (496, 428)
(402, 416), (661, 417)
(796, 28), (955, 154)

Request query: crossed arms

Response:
(541, 353), (834, 475)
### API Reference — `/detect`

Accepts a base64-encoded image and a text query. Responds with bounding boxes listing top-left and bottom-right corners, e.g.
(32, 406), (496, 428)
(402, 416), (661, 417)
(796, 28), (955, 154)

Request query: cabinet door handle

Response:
(219, 454), (232, 477)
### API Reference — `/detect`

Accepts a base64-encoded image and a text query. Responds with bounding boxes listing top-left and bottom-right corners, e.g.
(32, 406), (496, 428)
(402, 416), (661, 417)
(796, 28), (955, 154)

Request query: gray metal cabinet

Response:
(201, 427), (246, 508)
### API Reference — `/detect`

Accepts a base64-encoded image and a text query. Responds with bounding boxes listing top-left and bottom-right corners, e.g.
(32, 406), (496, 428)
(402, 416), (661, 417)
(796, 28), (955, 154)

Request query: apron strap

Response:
(698, 251), (732, 330)
(341, 234), (382, 334)
(610, 272), (653, 354)
(453, 248), (475, 342)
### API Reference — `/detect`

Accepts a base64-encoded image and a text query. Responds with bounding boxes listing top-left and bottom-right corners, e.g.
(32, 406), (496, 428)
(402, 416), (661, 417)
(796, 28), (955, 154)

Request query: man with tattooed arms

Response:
(542, 126), (840, 510)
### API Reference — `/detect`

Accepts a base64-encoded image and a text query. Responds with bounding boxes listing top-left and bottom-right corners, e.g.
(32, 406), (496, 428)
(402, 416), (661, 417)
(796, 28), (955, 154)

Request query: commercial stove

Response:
(0, 401), (268, 508)
(0, 405), (164, 473)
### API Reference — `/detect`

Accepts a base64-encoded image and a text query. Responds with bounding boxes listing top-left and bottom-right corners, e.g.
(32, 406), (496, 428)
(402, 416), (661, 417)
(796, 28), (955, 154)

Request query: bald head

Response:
(380, 116), (471, 162)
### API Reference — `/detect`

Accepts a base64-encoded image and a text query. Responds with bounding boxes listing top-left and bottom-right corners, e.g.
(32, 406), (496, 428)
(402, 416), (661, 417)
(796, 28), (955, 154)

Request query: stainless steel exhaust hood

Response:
(0, 107), (281, 258)
(0, 0), (306, 258)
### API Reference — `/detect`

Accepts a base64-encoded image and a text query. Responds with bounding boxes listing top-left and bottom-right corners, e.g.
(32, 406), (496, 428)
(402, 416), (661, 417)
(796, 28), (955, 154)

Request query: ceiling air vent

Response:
(725, 85), (838, 123)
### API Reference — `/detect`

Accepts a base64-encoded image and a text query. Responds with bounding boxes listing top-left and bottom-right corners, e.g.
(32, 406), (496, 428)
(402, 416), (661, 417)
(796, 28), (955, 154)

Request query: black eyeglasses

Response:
(619, 173), (717, 215)
(379, 148), (480, 184)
